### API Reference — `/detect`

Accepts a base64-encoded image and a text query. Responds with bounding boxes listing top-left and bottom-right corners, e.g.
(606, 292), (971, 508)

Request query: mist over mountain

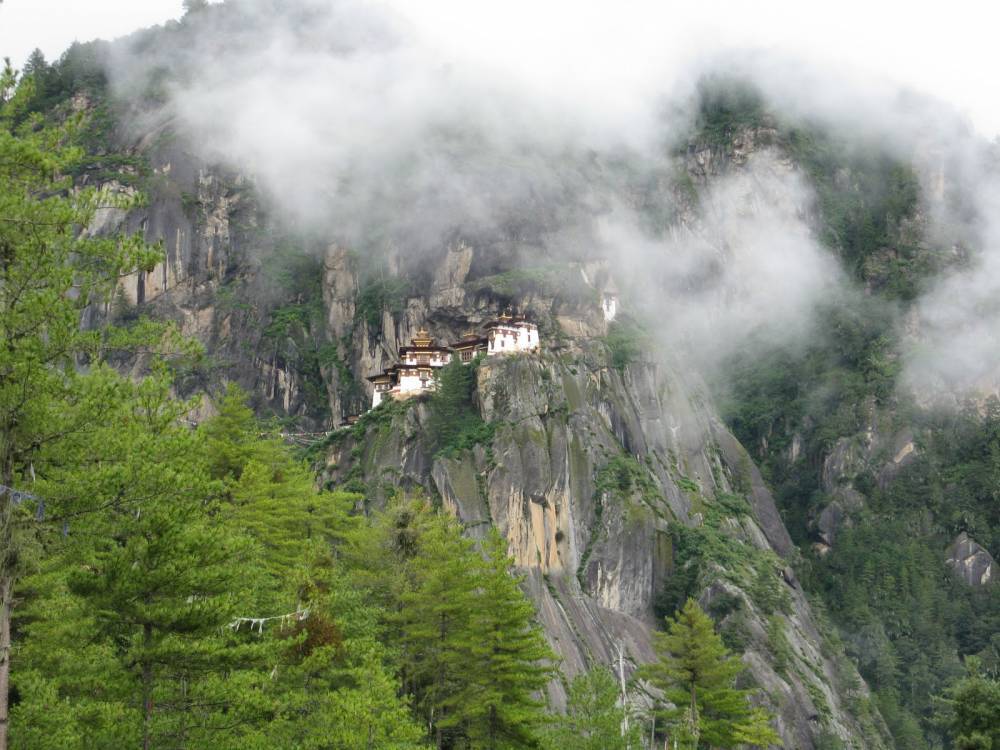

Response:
(91, 0), (1000, 403)
(3, 2), (1000, 749)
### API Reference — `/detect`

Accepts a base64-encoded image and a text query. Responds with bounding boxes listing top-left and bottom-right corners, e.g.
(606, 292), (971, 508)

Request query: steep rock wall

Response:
(84, 119), (892, 747)
(322, 347), (890, 749)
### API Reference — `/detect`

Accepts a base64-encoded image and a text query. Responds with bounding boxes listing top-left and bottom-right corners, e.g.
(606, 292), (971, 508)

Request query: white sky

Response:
(0, 0), (184, 66)
(1, 0), (998, 139)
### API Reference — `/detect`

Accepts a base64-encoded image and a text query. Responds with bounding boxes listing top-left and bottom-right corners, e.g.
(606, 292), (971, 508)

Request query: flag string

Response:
(228, 608), (310, 634)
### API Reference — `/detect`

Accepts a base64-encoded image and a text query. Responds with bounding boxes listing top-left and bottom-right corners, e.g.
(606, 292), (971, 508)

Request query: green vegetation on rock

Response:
(355, 273), (410, 331)
(605, 317), (651, 372)
(467, 263), (599, 306)
(639, 599), (780, 749)
(541, 667), (642, 750)
(692, 74), (1000, 749)
(690, 75), (769, 148)
(427, 355), (495, 458)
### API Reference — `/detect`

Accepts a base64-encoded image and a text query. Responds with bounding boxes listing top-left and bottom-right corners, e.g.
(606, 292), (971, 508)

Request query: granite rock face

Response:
(322, 346), (889, 749)
(82, 120), (890, 748)
(946, 532), (996, 587)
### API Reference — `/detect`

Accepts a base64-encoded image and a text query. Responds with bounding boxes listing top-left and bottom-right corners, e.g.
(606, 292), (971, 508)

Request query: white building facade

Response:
(602, 293), (618, 322)
(364, 313), (541, 412)
(486, 313), (539, 356)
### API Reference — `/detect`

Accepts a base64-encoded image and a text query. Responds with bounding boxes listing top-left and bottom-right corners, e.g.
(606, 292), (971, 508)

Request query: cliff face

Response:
(321, 341), (888, 748)
(80, 119), (896, 748)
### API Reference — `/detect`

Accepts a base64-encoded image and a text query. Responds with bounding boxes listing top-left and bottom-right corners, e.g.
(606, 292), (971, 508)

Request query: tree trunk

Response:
(615, 642), (630, 744)
(0, 463), (15, 750)
(0, 574), (11, 750)
(689, 682), (699, 750)
(142, 623), (154, 750)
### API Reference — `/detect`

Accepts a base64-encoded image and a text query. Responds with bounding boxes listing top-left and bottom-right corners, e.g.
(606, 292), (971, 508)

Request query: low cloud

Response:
(102, 0), (1000, 400)
(901, 143), (1000, 400)
(600, 151), (845, 371)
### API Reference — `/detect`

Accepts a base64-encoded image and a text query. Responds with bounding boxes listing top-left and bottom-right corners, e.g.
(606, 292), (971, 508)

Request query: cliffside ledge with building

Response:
(318, 336), (890, 749)
(79, 120), (893, 749)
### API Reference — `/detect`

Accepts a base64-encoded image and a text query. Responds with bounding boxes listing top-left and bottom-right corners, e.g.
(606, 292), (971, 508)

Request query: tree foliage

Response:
(351, 498), (556, 748)
(10, 386), (419, 749)
(640, 599), (780, 749)
(0, 72), (167, 750)
(541, 667), (641, 750)
(427, 355), (494, 457)
(934, 658), (1000, 750)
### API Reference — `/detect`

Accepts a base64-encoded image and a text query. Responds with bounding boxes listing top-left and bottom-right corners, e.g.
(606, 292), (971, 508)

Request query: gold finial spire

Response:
(412, 328), (433, 347)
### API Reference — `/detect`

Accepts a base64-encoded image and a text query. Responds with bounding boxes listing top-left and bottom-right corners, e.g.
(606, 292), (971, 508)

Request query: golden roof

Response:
(411, 328), (434, 347)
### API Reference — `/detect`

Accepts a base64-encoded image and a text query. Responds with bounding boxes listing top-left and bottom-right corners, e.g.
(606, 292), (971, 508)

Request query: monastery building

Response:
(366, 311), (539, 409)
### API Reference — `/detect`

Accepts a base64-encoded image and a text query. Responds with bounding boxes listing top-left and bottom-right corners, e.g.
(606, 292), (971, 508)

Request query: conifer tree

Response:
(934, 657), (1000, 750)
(200, 384), (260, 481)
(263, 553), (426, 750)
(343, 494), (437, 612)
(426, 355), (478, 455)
(357, 499), (555, 749)
(0, 59), (16, 104)
(0, 84), (161, 750)
(201, 385), (360, 587)
(11, 378), (410, 749)
(396, 512), (481, 747)
(542, 667), (642, 750)
(640, 598), (780, 749)
(12, 379), (271, 749)
(459, 531), (555, 749)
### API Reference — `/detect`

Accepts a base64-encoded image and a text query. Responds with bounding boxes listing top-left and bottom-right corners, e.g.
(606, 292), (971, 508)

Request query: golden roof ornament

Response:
(412, 328), (433, 347)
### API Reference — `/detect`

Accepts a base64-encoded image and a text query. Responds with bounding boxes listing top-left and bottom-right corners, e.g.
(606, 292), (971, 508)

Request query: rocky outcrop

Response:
(323, 348), (890, 748)
(80, 108), (890, 748)
(811, 421), (918, 548)
(685, 125), (782, 182)
(430, 242), (474, 310)
(323, 245), (357, 341)
(946, 532), (996, 587)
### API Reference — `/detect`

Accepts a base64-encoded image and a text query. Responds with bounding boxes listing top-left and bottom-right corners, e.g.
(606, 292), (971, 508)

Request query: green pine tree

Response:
(19, 383), (270, 749)
(542, 667), (642, 750)
(262, 553), (426, 749)
(934, 657), (1000, 750)
(200, 384), (261, 481)
(200, 385), (360, 587)
(426, 355), (490, 456)
(354, 498), (555, 749)
(13, 373), (429, 749)
(459, 531), (555, 749)
(396, 511), (481, 748)
(0, 89), (163, 750)
(640, 598), (780, 749)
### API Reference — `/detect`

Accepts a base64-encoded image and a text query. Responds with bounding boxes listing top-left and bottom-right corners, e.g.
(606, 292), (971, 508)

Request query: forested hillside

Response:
(1, 2), (999, 748)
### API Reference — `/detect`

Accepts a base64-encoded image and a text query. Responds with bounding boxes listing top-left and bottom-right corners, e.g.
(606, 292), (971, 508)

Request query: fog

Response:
(902, 144), (1000, 399)
(596, 151), (845, 373)
(100, 0), (1000, 400)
